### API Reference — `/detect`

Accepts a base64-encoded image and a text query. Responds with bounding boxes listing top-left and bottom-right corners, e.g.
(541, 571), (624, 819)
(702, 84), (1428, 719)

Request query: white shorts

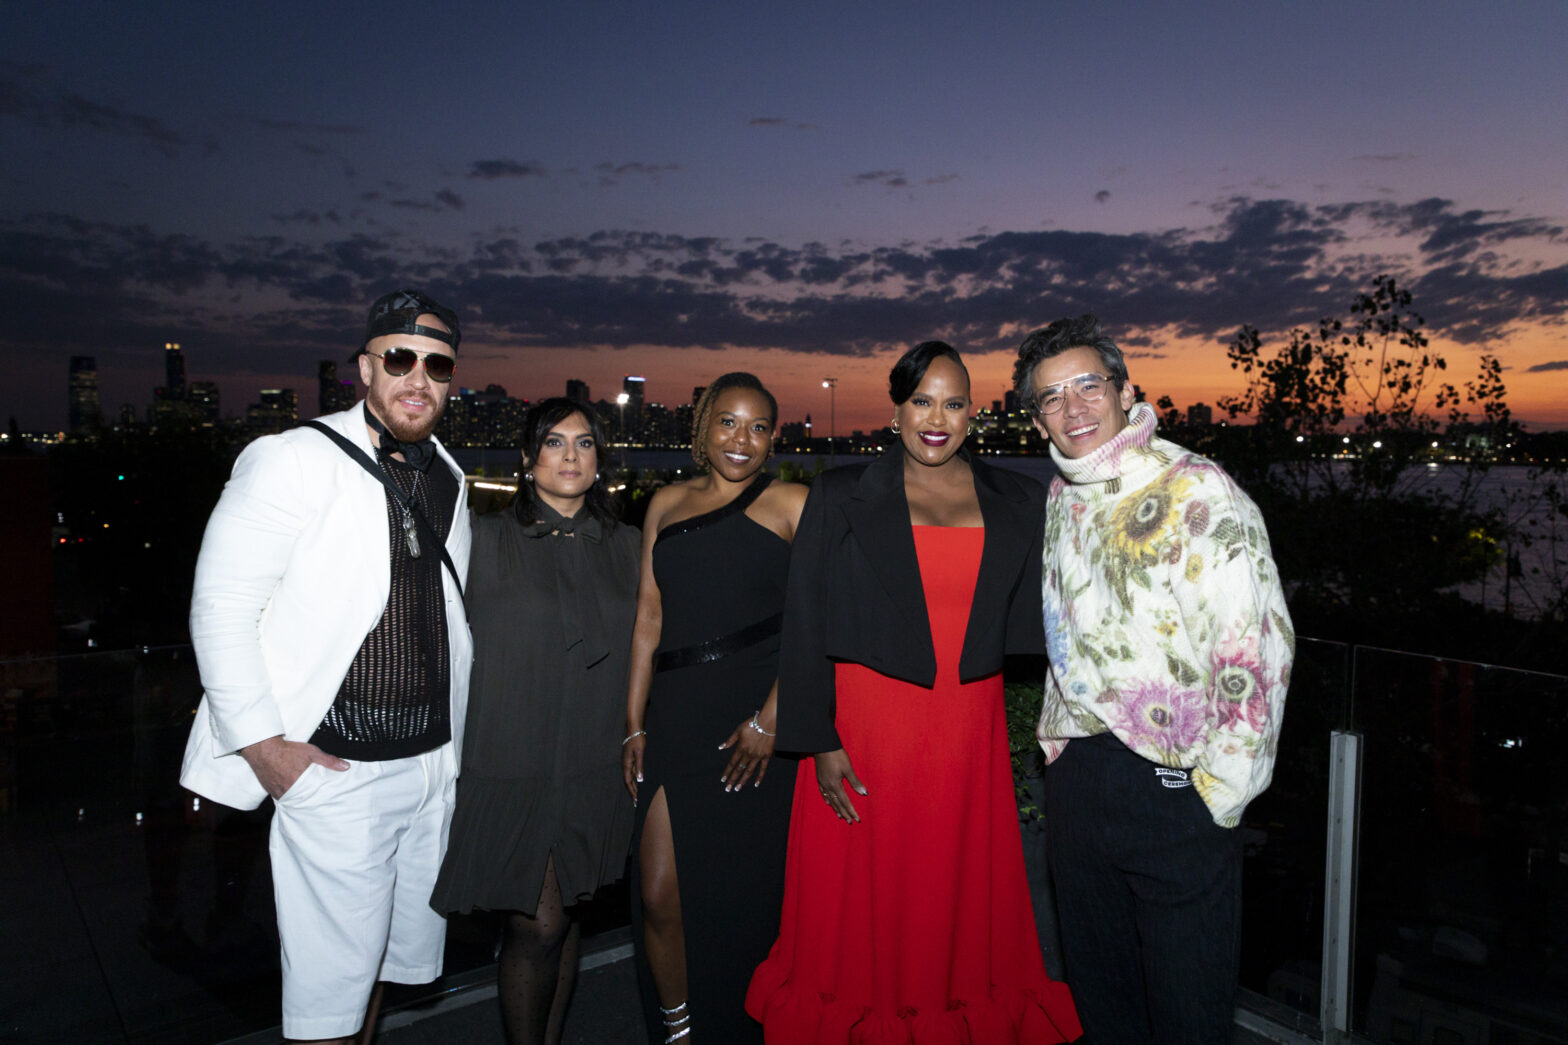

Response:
(268, 743), (456, 1040)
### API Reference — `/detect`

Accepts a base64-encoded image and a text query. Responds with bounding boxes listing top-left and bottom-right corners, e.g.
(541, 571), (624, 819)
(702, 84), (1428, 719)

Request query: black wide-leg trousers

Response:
(1046, 732), (1242, 1045)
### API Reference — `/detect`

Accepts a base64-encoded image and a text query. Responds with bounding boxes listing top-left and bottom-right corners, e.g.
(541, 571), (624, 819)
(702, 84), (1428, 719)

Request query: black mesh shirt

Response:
(310, 452), (459, 760)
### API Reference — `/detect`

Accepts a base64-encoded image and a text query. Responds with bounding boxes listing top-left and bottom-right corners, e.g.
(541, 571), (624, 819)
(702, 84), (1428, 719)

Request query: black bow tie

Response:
(365, 409), (436, 471)
(522, 502), (603, 542)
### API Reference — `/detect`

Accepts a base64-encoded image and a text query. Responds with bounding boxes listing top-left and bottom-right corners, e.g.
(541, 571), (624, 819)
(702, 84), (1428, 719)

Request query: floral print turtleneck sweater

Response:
(1038, 402), (1294, 827)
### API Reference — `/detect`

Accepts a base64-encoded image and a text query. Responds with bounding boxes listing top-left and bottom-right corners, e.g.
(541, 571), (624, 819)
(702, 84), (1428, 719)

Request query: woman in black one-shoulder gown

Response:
(622, 373), (807, 1044)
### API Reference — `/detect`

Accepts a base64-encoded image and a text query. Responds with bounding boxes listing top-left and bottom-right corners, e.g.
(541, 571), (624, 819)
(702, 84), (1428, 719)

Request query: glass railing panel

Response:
(21, 636), (1560, 1043)
(0, 645), (529, 1043)
(1347, 647), (1568, 1044)
(1235, 636), (1349, 1033)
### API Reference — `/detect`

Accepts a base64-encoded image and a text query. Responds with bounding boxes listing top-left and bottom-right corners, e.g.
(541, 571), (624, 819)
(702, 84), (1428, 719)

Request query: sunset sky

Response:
(4, 0), (1566, 434)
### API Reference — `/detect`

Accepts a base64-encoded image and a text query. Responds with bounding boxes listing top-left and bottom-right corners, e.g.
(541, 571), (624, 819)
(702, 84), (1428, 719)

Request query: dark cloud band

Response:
(2, 196), (1563, 380)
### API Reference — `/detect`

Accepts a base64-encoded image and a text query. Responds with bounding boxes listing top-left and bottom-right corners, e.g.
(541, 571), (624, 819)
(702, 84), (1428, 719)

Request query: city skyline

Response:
(56, 346), (1062, 441)
(4, 1), (1566, 433)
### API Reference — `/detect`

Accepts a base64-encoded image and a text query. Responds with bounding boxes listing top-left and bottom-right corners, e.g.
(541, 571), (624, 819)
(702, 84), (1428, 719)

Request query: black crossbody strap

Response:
(303, 420), (465, 599)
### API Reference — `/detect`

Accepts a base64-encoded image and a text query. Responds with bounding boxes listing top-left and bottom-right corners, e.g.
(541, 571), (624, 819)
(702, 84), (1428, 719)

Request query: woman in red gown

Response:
(746, 342), (1081, 1044)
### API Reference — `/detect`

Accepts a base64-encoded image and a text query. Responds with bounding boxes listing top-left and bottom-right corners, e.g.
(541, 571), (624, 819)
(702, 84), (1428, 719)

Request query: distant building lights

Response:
(1372, 440), (1383, 449)
(1342, 436), (1351, 444)
(1295, 435), (1304, 443)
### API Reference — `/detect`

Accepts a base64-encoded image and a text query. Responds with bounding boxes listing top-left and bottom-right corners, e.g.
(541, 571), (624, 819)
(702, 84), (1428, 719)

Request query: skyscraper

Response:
(68, 355), (101, 432)
(622, 375), (645, 437)
(318, 361), (357, 416)
(247, 388), (298, 434)
(319, 361), (338, 417)
(264, 388), (297, 419)
(566, 378), (590, 402)
(164, 341), (187, 399)
(189, 381), (221, 425)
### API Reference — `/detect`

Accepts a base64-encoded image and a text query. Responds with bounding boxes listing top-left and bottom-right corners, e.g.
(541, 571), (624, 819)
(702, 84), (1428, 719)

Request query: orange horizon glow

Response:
(440, 321), (1568, 437)
(166, 320), (1566, 443)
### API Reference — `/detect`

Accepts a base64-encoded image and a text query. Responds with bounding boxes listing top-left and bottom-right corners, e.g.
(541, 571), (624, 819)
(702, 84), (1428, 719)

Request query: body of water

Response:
(453, 449), (1564, 619)
(453, 446), (1062, 483)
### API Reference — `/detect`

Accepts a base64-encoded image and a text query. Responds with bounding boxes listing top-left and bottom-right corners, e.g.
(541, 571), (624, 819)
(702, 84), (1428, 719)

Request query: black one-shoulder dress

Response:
(631, 474), (797, 1044)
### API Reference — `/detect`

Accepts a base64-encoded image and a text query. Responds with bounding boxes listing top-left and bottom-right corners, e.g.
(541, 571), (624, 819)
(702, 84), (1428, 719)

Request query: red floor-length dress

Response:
(747, 526), (1081, 1044)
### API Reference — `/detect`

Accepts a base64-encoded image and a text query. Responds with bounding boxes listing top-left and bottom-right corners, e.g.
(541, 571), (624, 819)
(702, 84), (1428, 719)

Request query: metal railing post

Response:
(1320, 729), (1363, 1042)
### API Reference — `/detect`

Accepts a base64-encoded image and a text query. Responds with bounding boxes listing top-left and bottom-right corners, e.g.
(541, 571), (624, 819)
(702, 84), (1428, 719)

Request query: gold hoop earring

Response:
(890, 418), (901, 435)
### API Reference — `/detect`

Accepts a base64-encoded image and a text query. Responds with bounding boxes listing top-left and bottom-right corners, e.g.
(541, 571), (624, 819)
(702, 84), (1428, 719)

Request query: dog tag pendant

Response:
(401, 507), (422, 558)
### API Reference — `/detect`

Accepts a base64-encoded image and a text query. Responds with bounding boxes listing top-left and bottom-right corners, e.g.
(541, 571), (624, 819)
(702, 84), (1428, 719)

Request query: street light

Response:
(821, 377), (837, 467)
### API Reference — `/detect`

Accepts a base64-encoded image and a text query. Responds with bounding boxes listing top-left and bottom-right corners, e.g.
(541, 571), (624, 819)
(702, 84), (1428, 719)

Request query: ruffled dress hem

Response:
(747, 971), (1081, 1045)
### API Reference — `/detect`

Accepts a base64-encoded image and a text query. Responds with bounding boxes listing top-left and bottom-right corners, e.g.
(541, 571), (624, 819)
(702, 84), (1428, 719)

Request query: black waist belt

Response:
(654, 612), (784, 673)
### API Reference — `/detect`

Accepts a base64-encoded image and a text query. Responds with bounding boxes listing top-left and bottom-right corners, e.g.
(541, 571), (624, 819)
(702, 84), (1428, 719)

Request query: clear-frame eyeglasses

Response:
(1033, 373), (1113, 415)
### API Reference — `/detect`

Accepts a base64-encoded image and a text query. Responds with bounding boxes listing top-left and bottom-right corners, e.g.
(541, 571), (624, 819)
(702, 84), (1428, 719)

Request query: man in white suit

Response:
(180, 289), (473, 1044)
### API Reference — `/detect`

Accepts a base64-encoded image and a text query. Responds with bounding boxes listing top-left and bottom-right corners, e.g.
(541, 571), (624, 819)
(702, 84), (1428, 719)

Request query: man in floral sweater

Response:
(1013, 314), (1293, 1045)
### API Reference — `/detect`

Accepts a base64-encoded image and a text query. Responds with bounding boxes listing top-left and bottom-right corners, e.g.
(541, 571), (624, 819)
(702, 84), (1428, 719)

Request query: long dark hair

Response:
(508, 397), (618, 528)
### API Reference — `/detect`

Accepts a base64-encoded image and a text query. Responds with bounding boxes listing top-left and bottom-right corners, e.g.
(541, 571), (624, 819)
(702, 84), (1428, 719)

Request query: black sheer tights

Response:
(497, 857), (581, 1045)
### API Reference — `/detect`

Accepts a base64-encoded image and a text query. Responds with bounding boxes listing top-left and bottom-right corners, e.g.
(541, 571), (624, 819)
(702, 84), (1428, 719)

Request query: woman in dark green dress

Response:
(431, 398), (639, 1045)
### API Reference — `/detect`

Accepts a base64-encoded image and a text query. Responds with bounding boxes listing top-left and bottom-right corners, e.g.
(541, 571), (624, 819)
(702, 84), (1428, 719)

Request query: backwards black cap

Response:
(355, 288), (461, 361)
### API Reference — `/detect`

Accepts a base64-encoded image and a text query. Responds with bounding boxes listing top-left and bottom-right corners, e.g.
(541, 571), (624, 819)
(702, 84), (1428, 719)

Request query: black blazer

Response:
(776, 447), (1048, 754)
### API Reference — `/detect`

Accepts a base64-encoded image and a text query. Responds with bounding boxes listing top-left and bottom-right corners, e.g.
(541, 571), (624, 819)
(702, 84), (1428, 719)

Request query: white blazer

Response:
(179, 403), (473, 810)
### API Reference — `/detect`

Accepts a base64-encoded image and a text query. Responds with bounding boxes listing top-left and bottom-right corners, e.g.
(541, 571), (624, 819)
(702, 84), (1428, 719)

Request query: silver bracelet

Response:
(622, 730), (646, 746)
(746, 712), (776, 738)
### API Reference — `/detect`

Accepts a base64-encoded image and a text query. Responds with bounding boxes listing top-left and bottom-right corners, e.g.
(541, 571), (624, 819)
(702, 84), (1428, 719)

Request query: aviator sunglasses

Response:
(365, 347), (457, 383)
(1033, 373), (1112, 415)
